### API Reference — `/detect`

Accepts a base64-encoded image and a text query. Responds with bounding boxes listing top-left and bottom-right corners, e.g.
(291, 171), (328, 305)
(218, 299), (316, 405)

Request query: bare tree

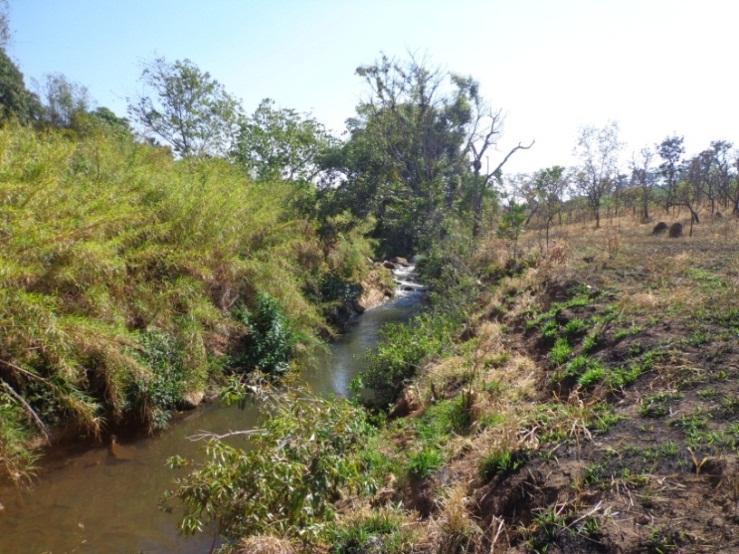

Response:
(574, 122), (622, 228)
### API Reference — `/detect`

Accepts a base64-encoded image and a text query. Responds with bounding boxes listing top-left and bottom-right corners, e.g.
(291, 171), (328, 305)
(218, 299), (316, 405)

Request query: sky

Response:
(6, 0), (739, 173)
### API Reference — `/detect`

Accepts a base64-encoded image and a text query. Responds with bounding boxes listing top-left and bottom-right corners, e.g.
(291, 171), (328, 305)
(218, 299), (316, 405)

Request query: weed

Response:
(479, 449), (526, 480)
(549, 337), (571, 365)
(640, 392), (683, 418)
(408, 447), (443, 479)
(564, 318), (588, 336)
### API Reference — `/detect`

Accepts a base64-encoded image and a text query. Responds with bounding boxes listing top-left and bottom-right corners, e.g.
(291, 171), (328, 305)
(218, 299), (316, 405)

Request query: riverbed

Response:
(0, 266), (423, 554)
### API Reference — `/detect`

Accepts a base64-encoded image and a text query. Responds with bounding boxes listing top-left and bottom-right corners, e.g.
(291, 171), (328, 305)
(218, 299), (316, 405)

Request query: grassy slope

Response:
(0, 126), (340, 481)
(331, 215), (738, 553)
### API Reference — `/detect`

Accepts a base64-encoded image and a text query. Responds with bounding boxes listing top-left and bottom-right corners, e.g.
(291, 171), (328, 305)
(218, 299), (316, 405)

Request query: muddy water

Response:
(0, 267), (424, 554)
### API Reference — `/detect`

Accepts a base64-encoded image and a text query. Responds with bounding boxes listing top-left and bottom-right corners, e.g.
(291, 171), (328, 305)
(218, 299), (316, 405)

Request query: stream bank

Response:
(0, 265), (425, 554)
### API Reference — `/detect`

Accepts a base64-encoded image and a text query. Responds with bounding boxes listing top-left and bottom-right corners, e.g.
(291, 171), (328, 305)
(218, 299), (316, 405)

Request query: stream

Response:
(0, 266), (424, 554)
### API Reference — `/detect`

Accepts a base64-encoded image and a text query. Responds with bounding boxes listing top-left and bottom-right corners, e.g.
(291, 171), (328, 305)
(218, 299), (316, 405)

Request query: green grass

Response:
(549, 337), (571, 365)
(479, 449), (525, 480)
(407, 447), (443, 478)
(0, 125), (375, 478)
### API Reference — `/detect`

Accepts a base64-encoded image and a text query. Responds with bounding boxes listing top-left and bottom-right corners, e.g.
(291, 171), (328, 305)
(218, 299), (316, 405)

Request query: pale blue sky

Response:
(7, 0), (739, 172)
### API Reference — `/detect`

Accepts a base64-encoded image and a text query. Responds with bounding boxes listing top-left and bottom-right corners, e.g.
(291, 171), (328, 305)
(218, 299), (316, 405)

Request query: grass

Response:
(0, 125), (375, 479)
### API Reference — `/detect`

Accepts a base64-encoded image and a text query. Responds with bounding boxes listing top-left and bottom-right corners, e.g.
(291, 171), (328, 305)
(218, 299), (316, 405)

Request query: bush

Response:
(232, 294), (297, 375)
(353, 313), (458, 410)
(170, 389), (375, 542)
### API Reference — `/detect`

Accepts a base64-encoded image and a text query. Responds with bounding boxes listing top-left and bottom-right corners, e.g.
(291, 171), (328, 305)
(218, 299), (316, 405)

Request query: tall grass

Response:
(0, 125), (346, 479)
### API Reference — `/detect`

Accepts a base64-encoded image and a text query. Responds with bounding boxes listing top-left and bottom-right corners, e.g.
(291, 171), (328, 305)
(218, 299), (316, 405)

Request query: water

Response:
(0, 267), (424, 554)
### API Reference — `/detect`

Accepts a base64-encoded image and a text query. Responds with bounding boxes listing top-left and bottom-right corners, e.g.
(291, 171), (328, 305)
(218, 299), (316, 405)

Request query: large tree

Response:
(0, 49), (41, 124)
(129, 58), (241, 157)
(573, 122), (622, 228)
(327, 54), (530, 254)
(233, 98), (335, 182)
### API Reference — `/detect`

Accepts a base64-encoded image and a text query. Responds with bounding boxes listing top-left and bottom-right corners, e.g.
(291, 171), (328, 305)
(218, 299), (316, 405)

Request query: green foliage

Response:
(234, 98), (336, 182)
(0, 125), (336, 478)
(131, 330), (189, 430)
(354, 313), (458, 410)
(329, 509), (414, 554)
(564, 318), (588, 336)
(407, 447), (443, 479)
(577, 364), (605, 388)
(0, 48), (42, 123)
(171, 390), (375, 542)
(496, 201), (528, 262)
(129, 57), (241, 157)
(639, 392), (683, 418)
(479, 449), (525, 480)
(232, 294), (297, 375)
(549, 337), (571, 365)
(0, 393), (38, 481)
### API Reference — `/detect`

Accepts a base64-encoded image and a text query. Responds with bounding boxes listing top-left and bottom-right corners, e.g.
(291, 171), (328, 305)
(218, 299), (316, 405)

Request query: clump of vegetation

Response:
(0, 125), (370, 478)
(353, 313), (458, 410)
(169, 388), (376, 543)
(231, 294), (298, 375)
(479, 449), (526, 480)
(328, 508), (414, 554)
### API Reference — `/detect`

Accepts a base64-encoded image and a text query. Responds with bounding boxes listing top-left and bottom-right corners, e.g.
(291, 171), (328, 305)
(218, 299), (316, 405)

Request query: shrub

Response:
(232, 294), (297, 375)
(355, 313), (458, 410)
(170, 389), (375, 542)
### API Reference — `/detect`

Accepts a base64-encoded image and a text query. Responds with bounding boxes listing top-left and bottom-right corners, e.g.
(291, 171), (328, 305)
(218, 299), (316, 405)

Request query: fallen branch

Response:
(1, 381), (50, 443)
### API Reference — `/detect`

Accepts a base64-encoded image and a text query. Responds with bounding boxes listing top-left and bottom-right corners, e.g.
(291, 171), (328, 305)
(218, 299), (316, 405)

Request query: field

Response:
(327, 213), (738, 553)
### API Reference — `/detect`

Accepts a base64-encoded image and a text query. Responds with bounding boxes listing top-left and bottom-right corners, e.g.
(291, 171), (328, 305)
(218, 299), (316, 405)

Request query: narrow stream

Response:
(0, 266), (424, 554)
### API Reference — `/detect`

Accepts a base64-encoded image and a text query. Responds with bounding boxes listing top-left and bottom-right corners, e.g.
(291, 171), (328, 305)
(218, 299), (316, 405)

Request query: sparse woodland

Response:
(0, 8), (738, 552)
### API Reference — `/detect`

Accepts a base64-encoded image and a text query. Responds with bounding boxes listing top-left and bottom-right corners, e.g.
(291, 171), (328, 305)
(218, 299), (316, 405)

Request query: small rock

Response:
(383, 260), (396, 270)
(391, 256), (409, 266)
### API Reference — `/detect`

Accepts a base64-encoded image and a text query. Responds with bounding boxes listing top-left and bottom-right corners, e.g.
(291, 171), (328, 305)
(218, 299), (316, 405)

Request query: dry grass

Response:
(236, 536), (295, 554)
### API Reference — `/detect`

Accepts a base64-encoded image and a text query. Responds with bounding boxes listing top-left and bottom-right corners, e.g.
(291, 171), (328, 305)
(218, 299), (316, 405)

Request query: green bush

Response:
(354, 313), (458, 410)
(170, 389), (375, 542)
(231, 294), (297, 375)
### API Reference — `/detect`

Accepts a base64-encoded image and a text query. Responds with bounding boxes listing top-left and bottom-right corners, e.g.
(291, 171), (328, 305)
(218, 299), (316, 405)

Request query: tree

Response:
(129, 57), (241, 157)
(524, 166), (568, 250)
(657, 135), (684, 213)
(38, 73), (90, 127)
(0, 49), (41, 123)
(326, 53), (529, 254)
(630, 147), (655, 222)
(574, 122), (622, 228)
(233, 98), (335, 182)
